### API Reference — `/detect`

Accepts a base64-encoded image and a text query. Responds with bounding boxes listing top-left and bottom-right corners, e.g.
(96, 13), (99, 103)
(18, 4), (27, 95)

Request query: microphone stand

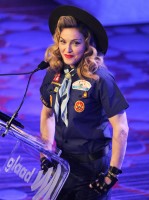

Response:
(1, 61), (49, 137)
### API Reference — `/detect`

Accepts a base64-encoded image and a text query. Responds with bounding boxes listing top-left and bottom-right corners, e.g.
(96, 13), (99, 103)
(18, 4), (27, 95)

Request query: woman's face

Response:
(58, 28), (86, 67)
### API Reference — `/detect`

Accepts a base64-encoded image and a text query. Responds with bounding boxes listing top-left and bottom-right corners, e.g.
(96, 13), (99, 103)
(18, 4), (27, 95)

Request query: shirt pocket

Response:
(69, 89), (96, 114)
(70, 89), (91, 103)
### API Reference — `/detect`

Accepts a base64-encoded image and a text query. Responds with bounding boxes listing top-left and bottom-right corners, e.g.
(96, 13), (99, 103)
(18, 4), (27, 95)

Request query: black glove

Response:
(40, 156), (57, 175)
(90, 167), (122, 196)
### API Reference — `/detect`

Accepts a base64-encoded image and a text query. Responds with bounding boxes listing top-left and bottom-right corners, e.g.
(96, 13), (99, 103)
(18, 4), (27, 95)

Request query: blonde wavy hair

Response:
(45, 16), (106, 80)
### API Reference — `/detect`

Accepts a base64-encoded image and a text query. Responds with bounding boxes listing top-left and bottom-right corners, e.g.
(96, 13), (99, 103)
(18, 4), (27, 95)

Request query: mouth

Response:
(64, 54), (74, 59)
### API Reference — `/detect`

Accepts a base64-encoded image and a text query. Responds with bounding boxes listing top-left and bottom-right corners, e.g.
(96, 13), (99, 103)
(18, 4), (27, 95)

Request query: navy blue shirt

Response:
(40, 67), (129, 154)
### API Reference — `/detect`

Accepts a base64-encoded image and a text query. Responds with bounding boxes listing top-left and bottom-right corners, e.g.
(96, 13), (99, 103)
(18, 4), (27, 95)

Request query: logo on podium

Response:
(0, 120), (70, 200)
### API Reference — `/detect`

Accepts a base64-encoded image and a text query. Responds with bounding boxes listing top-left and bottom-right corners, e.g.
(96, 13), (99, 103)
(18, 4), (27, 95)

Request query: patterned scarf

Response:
(54, 67), (76, 126)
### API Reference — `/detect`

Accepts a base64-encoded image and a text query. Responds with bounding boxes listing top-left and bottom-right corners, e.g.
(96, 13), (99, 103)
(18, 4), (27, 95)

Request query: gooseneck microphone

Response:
(0, 61), (49, 76)
(1, 61), (49, 137)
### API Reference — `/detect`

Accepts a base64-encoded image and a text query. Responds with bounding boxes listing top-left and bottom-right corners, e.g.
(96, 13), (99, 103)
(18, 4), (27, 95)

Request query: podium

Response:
(0, 119), (70, 200)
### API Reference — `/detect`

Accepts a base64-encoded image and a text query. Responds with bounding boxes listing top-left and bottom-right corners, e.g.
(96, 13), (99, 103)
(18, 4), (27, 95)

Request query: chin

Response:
(63, 57), (80, 66)
(64, 61), (75, 65)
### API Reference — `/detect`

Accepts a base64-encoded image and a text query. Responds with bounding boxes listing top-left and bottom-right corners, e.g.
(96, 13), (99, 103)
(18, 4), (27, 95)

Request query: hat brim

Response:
(49, 5), (108, 55)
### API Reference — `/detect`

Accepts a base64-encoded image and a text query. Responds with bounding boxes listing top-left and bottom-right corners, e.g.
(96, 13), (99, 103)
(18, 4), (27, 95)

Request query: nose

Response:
(66, 44), (72, 53)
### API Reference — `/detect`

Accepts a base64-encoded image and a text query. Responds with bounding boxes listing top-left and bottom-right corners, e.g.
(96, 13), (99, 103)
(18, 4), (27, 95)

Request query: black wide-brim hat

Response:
(49, 5), (108, 55)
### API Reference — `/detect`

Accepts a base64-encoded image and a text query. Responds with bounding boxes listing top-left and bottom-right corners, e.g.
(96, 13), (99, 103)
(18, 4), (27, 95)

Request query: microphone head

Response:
(37, 61), (49, 70)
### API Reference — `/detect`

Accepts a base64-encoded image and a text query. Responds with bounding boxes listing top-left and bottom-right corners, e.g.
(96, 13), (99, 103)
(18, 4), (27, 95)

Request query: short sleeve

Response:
(40, 70), (55, 108)
(98, 69), (129, 118)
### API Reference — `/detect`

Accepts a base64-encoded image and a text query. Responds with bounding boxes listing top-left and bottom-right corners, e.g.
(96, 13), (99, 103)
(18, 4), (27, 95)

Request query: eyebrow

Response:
(59, 37), (83, 42)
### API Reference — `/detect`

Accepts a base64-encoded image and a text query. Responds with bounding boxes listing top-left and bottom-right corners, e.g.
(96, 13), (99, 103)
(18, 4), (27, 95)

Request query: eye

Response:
(59, 39), (66, 44)
(73, 41), (81, 46)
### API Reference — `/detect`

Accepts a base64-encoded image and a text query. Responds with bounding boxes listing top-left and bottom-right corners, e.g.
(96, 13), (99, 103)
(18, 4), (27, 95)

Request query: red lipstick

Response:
(64, 54), (74, 58)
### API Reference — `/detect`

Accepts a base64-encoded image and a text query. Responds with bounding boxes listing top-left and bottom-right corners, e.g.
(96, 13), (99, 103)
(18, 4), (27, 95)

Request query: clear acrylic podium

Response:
(0, 119), (70, 200)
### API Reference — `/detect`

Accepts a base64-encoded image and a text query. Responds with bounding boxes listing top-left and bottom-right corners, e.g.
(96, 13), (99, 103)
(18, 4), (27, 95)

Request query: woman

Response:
(40, 5), (129, 200)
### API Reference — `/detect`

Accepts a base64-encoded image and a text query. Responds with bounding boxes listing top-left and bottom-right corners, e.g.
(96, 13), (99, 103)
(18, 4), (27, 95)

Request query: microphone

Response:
(1, 61), (49, 137)
(0, 61), (49, 76)
(33, 61), (49, 72)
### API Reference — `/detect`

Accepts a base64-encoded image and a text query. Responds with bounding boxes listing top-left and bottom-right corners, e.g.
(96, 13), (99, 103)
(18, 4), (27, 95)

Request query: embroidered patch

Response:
(72, 80), (91, 91)
(74, 100), (85, 113)
(51, 81), (61, 86)
(53, 73), (60, 82)
(50, 95), (52, 107)
(54, 86), (59, 93)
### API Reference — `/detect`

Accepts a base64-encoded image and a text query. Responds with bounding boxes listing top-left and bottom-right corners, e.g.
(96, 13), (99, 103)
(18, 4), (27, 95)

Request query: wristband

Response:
(109, 166), (122, 175)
